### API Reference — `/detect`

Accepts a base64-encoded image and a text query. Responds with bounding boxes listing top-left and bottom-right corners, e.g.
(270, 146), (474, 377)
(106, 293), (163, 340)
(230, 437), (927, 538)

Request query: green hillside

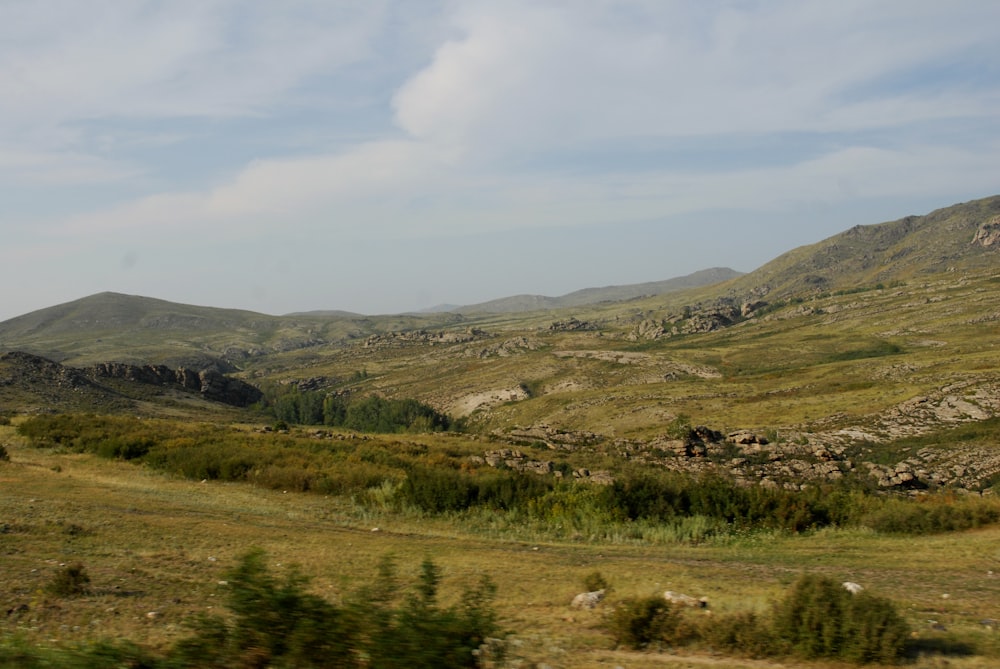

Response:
(3, 195), (1000, 667)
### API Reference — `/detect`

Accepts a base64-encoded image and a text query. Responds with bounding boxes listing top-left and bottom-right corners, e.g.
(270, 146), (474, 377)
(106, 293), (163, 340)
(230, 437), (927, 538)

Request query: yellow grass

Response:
(2, 428), (1000, 667)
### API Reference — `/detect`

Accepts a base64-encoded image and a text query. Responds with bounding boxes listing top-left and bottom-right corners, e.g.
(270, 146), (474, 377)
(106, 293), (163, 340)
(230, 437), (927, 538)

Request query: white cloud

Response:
(0, 1), (385, 124)
(0, 1), (391, 187)
(3, 1), (1000, 319)
(392, 0), (999, 154)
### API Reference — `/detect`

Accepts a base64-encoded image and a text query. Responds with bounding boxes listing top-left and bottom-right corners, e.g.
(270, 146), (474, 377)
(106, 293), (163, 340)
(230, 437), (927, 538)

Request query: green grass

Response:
(3, 428), (1000, 667)
(4, 212), (1000, 665)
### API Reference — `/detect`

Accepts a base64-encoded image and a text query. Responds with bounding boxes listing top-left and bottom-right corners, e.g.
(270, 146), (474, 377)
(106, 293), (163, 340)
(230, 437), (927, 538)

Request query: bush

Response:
(606, 596), (693, 650)
(699, 610), (776, 658)
(399, 466), (554, 513)
(862, 496), (1000, 534)
(355, 557), (500, 668)
(0, 444), (8, 462)
(772, 574), (909, 664)
(255, 385), (454, 432)
(171, 551), (502, 669)
(582, 571), (610, 593)
(46, 563), (90, 598)
(173, 548), (354, 668)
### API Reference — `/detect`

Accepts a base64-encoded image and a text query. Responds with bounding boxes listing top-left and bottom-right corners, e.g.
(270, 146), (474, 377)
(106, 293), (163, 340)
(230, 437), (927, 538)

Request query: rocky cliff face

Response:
(972, 215), (1000, 248)
(1, 350), (268, 417)
(90, 362), (262, 407)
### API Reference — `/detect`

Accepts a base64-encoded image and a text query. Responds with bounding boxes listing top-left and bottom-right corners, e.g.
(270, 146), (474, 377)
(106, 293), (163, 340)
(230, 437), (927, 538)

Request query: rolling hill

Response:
(0, 268), (745, 366)
(4, 194), (1000, 669)
(718, 194), (1000, 301)
(450, 267), (744, 313)
(1, 195), (999, 470)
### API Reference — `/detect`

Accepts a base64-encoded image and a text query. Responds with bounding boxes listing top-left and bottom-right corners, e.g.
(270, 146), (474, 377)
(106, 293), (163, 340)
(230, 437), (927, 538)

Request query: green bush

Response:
(602, 576), (908, 663)
(699, 610), (776, 658)
(354, 557), (500, 668)
(771, 574), (909, 664)
(255, 385), (453, 432)
(176, 549), (354, 668)
(399, 466), (555, 513)
(172, 550), (502, 669)
(46, 563), (90, 598)
(862, 496), (1000, 534)
(582, 571), (610, 593)
(604, 471), (829, 532)
(606, 596), (693, 650)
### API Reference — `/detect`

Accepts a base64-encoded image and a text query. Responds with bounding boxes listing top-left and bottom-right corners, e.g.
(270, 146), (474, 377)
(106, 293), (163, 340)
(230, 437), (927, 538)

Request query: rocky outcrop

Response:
(90, 362), (262, 407)
(505, 424), (603, 449)
(363, 328), (490, 349)
(972, 216), (1000, 248)
(548, 318), (599, 332)
(197, 369), (263, 407)
(473, 449), (555, 475)
(628, 319), (667, 341)
(1, 351), (95, 391)
(465, 336), (541, 358)
(91, 362), (201, 391)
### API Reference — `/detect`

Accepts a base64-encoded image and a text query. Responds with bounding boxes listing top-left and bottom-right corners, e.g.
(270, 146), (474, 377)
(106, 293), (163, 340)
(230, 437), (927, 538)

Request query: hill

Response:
(0, 268), (744, 365)
(453, 267), (743, 313)
(4, 195), (1000, 667)
(1, 196), (999, 476)
(0, 292), (463, 367)
(0, 350), (262, 417)
(718, 195), (1000, 301)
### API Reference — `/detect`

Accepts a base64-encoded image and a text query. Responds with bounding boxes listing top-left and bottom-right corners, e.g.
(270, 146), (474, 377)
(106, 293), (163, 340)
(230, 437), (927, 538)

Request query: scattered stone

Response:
(570, 589), (606, 610)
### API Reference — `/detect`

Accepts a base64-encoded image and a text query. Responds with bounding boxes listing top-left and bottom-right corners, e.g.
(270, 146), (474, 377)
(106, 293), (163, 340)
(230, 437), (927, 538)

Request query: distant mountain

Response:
(3, 193), (998, 367)
(283, 309), (364, 318)
(453, 267), (744, 314)
(416, 304), (463, 314)
(0, 292), (272, 338)
(0, 292), (449, 366)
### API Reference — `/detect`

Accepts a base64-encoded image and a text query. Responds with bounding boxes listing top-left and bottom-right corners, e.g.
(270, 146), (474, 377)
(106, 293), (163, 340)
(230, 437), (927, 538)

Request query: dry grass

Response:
(3, 426), (1000, 667)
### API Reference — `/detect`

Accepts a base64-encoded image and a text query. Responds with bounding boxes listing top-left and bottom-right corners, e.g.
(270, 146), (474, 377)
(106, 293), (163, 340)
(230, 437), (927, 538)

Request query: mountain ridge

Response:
(1, 194), (998, 368)
(450, 267), (744, 313)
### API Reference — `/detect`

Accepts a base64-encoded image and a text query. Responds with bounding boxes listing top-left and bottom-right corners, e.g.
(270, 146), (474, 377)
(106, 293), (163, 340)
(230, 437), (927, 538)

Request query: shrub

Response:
(399, 466), (554, 513)
(46, 563), (90, 597)
(840, 592), (911, 664)
(356, 557), (500, 668)
(699, 610), (776, 658)
(771, 574), (909, 664)
(582, 571), (610, 593)
(0, 444), (8, 462)
(606, 596), (693, 650)
(173, 549), (356, 668)
(172, 551), (502, 669)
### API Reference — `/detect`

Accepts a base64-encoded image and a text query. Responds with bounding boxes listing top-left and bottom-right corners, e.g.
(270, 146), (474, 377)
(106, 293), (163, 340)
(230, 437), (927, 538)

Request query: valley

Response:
(2, 195), (1000, 666)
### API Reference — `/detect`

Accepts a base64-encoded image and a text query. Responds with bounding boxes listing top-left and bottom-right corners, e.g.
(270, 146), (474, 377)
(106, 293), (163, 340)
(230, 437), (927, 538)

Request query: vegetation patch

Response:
(606, 574), (909, 664)
(254, 385), (456, 433)
(16, 414), (1000, 539)
(5, 551), (503, 669)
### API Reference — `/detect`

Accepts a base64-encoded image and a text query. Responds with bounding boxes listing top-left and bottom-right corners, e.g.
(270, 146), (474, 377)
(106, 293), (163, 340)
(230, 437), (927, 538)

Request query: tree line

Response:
(254, 384), (456, 433)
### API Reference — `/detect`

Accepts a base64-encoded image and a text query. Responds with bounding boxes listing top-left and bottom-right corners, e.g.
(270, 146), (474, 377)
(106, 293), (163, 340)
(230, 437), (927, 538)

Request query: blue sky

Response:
(2, 1), (999, 321)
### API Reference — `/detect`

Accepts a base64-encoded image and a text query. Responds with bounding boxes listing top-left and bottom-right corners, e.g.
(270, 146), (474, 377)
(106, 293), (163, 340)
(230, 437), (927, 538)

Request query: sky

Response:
(2, 1), (999, 321)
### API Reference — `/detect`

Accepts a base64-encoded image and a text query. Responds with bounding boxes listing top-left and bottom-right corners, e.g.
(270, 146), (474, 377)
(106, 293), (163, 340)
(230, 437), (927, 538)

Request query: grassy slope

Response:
(2, 197), (1000, 665)
(2, 428), (1000, 667)
(250, 268), (1000, 444)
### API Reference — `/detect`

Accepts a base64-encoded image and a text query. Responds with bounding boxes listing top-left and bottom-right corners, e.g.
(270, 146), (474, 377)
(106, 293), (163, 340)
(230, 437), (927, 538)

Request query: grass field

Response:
(3, 425), (1000, 668)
